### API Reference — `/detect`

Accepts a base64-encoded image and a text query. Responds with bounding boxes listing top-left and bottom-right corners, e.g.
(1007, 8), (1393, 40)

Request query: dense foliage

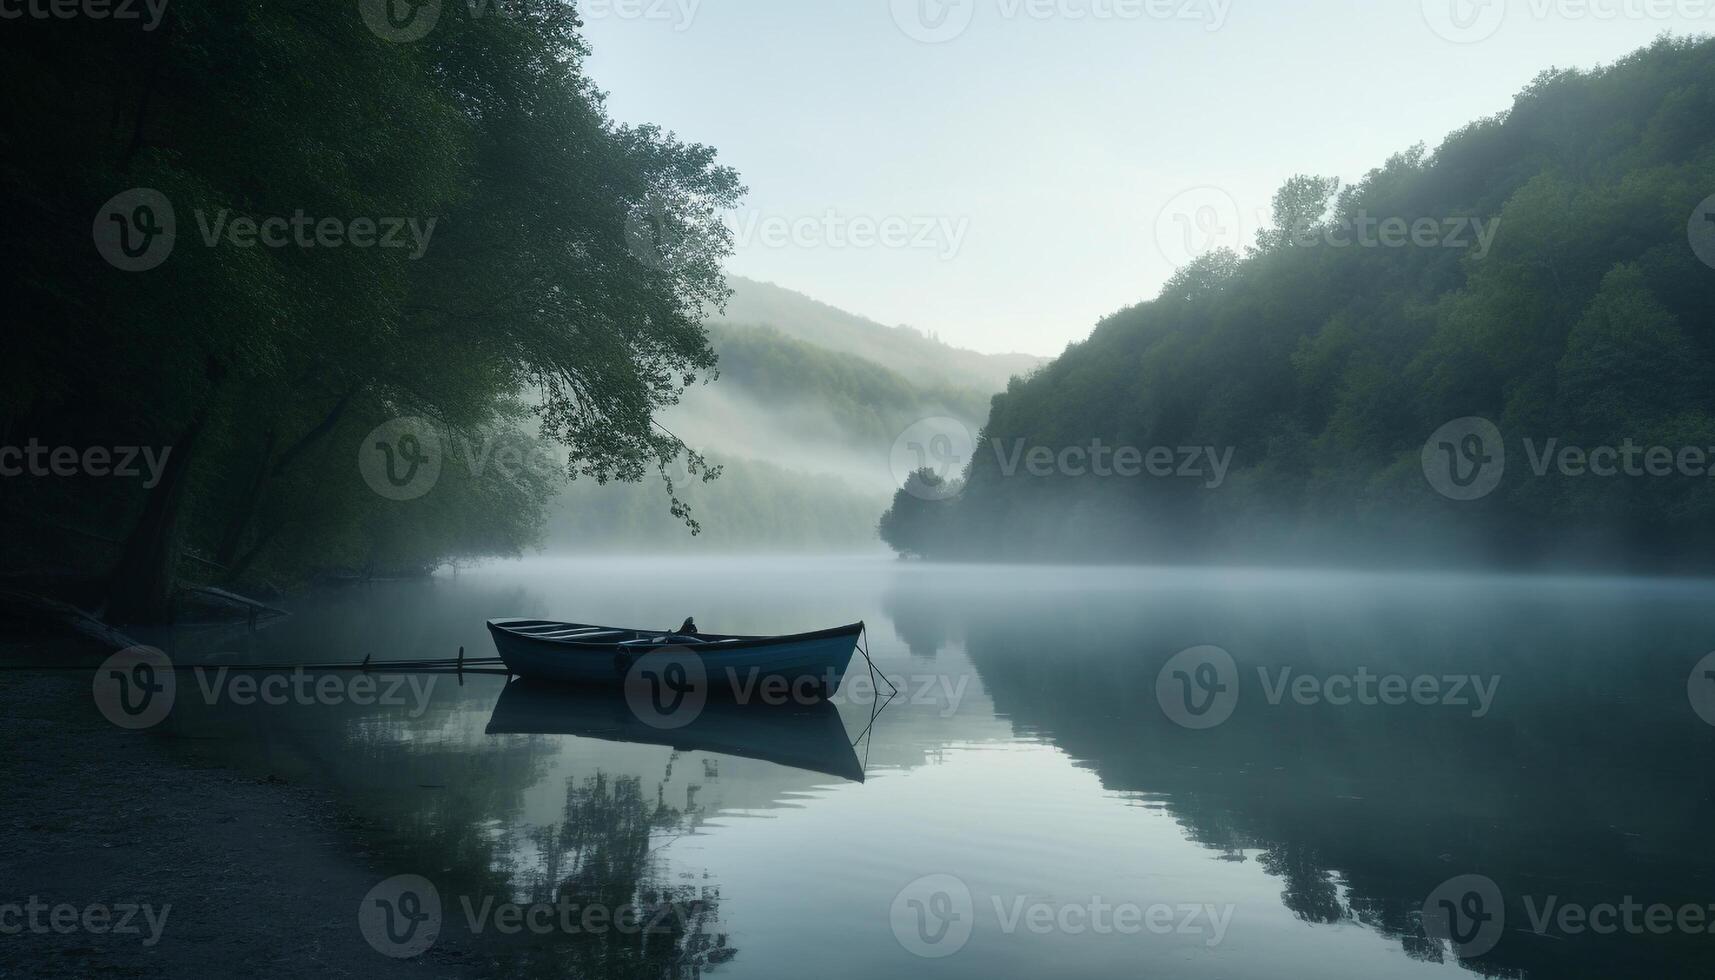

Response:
(884, 36), (1715, 569)
(1, 0), (741, 616)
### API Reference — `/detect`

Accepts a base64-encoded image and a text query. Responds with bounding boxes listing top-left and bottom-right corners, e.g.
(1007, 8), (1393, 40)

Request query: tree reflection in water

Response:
(489, 771), (734, 978)
(885, 575), (1715, 980)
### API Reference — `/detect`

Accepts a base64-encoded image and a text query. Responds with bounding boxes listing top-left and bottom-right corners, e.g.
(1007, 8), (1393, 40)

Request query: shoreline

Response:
(0, 660), (480, 978)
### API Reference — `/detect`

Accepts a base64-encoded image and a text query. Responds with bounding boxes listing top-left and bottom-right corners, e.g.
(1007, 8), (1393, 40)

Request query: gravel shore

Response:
(0, 657), (479, 979)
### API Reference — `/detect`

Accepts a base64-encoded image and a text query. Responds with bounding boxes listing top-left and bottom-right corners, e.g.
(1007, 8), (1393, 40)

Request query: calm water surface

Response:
(134, 558), (1715, 978)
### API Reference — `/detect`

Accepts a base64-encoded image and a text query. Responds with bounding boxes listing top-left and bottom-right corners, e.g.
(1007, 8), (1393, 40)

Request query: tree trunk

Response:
(210, 384), (359, 577)
(103, 405), (209, 624)
(224, 521), (283, 586)
(105, 356), (225, 624)
(214, 428), (276, 570)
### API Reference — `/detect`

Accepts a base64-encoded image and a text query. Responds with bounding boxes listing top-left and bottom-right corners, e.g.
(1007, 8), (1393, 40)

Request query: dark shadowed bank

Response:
(0, 652), (485, 979)
(881, 36), (1715, 574)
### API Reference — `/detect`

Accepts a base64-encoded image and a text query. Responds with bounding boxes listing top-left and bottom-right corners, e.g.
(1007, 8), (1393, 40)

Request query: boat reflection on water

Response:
(484, 679), (870, 783)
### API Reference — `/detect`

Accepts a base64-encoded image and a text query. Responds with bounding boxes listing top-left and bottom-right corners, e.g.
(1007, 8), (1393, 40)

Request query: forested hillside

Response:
(884, 37), (1715, 570)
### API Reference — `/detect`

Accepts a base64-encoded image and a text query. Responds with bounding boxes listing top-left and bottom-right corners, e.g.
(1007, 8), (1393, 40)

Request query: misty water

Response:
(133, 558), (1715, 979)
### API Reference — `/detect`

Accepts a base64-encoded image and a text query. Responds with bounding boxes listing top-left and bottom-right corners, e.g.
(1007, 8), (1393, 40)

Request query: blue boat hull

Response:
(485, 619), (865, 699)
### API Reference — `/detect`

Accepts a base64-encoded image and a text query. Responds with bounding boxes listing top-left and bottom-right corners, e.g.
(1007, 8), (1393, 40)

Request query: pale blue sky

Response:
(581, 0), (1711, 355)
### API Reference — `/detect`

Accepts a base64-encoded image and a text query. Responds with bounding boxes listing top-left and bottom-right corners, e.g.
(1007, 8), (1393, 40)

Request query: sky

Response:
(581, 0), (1714, 356)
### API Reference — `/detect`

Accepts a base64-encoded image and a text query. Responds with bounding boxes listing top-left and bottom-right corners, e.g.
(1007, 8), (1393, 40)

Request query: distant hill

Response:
(713, 277), (1045, 392)
(695, 324), (992, 457)
(545, 281), (1035, 552)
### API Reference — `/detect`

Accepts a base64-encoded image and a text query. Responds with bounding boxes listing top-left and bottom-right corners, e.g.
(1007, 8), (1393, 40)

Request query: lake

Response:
(123, 557), (1715, 978)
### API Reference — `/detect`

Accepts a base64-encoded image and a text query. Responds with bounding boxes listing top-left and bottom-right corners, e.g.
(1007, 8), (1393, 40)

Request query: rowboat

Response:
(485, 679), (866, 782)
(484, 618), (866, 699)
